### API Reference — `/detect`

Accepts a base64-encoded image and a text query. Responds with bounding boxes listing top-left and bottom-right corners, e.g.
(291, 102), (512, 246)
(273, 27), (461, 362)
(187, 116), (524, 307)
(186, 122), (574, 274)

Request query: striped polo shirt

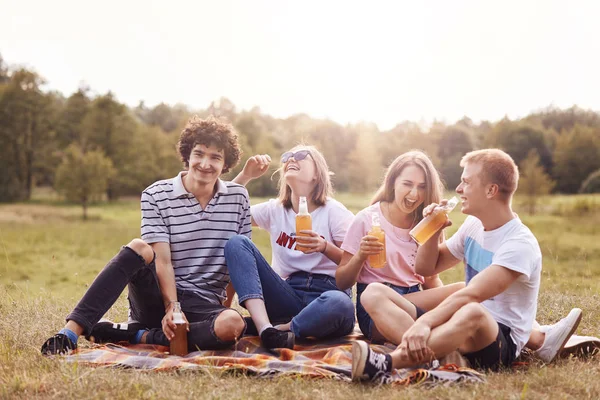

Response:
(140, 171), (252, 306)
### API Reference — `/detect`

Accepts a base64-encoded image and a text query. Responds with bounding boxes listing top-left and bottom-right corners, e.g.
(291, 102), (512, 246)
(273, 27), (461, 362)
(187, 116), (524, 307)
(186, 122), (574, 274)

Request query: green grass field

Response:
(1, 192), (600, 399)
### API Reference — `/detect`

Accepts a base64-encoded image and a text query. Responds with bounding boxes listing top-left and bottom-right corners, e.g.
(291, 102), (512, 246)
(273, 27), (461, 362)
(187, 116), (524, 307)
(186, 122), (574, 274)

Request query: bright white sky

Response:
(2, 0), (599, 129)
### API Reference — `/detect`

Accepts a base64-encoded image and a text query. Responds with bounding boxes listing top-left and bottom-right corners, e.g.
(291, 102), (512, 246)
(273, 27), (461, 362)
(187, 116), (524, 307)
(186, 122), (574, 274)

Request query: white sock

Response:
(258, 324), (273, 336)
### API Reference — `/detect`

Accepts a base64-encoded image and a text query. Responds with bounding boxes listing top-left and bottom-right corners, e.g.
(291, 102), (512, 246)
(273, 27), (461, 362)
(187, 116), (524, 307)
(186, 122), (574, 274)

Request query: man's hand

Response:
(242, 154), (271, 180)
(422, 200), (453, 229)
(400, 321), (434, 363)
(162, 304), (189, 341)
(296, 230), (327, 254)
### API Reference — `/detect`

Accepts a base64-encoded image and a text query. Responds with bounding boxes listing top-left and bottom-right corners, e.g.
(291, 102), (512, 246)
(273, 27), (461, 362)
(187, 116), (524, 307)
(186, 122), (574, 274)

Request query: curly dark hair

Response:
(177, 115), (242, 174)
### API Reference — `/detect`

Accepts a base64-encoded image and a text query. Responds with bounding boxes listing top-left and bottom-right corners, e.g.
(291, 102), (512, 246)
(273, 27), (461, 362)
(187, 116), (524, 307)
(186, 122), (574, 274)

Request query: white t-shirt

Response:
(251, 198), (354, 278)
(445, 216), (542, 356)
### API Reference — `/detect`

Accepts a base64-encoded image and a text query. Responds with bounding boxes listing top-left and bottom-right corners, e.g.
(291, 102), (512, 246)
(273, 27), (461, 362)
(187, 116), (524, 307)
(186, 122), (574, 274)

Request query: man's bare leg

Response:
(389, 302), (498, 369)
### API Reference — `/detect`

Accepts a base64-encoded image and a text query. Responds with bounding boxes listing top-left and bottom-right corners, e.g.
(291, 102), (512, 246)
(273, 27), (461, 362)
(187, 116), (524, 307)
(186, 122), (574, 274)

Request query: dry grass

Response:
(1, 193), (600, 399)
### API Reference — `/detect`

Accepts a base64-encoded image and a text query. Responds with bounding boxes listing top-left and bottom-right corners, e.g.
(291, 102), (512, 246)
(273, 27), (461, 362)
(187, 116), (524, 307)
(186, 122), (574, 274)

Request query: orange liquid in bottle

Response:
(409, 211), (448, 245)
(368, 225), (386, 268)
(409, 197), (458, 246)
(169, 302), (188, 356)
(170, 323), (188, 356)
(295, 214), (312, 252)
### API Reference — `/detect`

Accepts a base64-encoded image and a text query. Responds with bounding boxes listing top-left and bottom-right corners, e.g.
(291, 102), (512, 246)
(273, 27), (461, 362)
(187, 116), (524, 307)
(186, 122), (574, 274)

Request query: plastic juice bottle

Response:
(169, 302), (188, 356)
(295, 196), (312, 252)
(368, 213), (386, 268)
(409, 197), (459, 246)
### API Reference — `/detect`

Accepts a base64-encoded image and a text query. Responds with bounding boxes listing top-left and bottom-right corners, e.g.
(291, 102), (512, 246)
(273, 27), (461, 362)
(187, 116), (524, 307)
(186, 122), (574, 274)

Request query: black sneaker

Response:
(260, 327), (295, 350)
(41, 333), (77, 356)
(85, 320), (145, 344)
(351, 341), (393, 382)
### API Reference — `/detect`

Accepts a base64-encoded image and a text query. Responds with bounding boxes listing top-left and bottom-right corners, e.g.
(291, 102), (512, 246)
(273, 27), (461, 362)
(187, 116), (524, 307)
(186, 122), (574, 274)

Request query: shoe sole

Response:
(351, 341), (368, 381)
(550, 309), (583, 363)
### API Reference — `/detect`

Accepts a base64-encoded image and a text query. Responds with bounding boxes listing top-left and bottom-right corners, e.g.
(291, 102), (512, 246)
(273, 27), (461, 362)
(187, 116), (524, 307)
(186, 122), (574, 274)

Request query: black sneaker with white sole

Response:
(260, 327), (295, 350)
(41, 333), (77, 356)
(85, 320), (145, 344)
(351, 341), (393, 382)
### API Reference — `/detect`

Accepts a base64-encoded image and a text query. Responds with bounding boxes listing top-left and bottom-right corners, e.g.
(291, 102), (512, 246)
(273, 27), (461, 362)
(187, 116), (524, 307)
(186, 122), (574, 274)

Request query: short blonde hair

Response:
(460, 149), (519, 198)
(371, 150), (444, 224)
(276, 144), (333, 209)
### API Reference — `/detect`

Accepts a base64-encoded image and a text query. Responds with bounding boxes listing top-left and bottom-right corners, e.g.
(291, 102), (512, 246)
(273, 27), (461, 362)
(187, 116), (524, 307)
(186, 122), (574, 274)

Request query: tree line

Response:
(2, 53), (600, 214)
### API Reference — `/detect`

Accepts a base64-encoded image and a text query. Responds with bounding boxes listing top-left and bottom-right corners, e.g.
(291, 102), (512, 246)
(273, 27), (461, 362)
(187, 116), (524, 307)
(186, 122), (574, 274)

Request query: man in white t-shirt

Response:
(352, 149), (581, 380)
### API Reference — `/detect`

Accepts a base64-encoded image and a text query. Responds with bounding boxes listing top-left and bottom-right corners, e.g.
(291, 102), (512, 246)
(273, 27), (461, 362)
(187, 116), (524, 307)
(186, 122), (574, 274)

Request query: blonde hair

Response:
(460, 149), (519, 199)
(276, 144), (333, 209)
(371, 150), (444, 224)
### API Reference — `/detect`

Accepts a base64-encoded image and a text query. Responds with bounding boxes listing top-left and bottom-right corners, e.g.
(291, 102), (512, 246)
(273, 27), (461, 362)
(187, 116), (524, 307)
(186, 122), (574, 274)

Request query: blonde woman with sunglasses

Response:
(226, 145), (355, 350)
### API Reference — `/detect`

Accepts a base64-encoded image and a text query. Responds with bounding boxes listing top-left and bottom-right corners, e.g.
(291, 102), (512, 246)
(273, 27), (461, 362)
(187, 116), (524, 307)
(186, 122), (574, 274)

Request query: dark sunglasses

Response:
(281, 150), (311, 163)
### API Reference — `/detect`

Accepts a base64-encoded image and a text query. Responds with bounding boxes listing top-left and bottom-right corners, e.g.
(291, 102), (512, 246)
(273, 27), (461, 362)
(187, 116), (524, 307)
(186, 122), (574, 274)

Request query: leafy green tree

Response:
(145, 103), (180, 133)
(434, 124), (475, 190)
(488, 121), (553, 174)
(553, 125), (600, 193)
(0, 68), (55, 201)
(55, 145), (115, 219)
(112, 125), (182, 196)
(56, 87), (91, 148)
(527, 105), (600, 134)
(518, 150), (555, 215)
(81, 93), (137, 199)
(0, 54), (8, 83)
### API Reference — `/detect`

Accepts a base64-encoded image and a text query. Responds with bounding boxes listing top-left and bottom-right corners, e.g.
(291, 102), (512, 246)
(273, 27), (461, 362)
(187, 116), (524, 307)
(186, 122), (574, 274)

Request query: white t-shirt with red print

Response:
(341, 202), (425, 288)
(251, 198), (354, 278)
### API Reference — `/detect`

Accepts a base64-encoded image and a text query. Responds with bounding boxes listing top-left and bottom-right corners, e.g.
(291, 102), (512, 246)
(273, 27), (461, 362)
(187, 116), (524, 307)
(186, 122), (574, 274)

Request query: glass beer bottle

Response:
(368, 212), (386, 268)
(409, 197), (459, 246)
(170, 301), (188, 356)
(295, 196), (312, 252)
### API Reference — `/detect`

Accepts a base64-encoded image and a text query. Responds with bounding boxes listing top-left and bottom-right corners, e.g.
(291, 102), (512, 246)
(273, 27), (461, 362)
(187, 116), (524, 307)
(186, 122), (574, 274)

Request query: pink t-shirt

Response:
(341, 202), (425, 287)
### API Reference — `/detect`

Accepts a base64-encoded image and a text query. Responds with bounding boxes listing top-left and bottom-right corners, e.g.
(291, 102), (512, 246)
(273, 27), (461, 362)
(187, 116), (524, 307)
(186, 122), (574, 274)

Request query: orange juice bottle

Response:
(169, 302), (188, 356)
(368, 213), (386, 268)
(295, 196), (311, 252)
(409, 197), (458, 245)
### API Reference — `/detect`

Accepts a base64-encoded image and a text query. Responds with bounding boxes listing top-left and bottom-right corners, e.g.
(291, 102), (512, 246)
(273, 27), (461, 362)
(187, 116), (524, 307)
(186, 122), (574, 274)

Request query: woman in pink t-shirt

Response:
(337, 150), (464, 343)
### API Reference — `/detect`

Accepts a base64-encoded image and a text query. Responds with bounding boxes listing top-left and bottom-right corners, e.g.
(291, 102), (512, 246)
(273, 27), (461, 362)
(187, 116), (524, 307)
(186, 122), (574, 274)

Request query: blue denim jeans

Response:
(356, 282), (421, 340)
(224, 235), (355, 339)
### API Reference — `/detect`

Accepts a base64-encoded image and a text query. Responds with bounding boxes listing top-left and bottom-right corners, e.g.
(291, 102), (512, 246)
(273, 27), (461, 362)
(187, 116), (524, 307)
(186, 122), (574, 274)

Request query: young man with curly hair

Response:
(42, 116), (252, 355)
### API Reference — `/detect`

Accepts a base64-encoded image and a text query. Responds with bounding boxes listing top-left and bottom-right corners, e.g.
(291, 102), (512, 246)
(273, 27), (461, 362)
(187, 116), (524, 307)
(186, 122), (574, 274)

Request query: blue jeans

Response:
(224, 235), (355, 339)
(356, 282), (421, 340)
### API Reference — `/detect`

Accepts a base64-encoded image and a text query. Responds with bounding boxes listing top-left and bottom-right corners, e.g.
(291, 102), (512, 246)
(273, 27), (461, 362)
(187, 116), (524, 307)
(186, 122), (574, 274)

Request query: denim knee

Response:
(224, 235), (253, 273)
(320, 291), (354, 318)
(224, 235), (252, 255)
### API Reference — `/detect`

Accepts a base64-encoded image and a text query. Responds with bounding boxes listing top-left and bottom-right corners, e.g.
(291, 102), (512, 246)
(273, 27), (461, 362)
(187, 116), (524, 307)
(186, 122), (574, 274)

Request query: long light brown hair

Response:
(370, 150), (445, 224)
(276, 144), (333, 209)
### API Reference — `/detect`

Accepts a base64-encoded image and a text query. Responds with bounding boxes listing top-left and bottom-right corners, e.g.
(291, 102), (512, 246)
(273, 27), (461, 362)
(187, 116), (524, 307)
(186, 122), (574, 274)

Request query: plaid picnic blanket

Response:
(64, 332), (485, 386)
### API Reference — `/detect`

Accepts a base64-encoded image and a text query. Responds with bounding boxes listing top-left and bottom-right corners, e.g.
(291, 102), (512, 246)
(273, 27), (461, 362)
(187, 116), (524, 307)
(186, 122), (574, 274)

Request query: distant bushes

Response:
(551, 196), (600, 216)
